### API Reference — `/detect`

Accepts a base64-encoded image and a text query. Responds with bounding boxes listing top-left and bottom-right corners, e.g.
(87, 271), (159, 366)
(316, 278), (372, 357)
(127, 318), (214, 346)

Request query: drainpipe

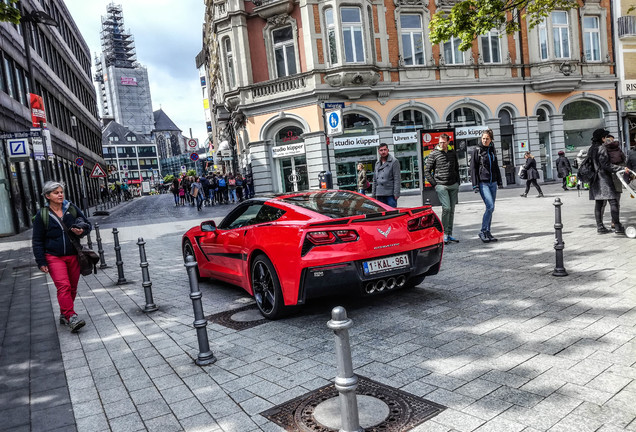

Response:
(609, 0), (626, 149)
(518, 10), (531, 156)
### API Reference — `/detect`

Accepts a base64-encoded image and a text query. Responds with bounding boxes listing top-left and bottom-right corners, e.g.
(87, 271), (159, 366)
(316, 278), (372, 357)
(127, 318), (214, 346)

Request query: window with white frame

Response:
(552, 11), (570, 59)
(400, 14), (425, 66)
(342, 7), (365, 63)
(222, 37), (236, 88)
(443, 37), (463, 64)
(480, 30), (501, 63)
(325, 8), (338, 64)
(583, 16), (601, 62)
(538, 20), (548, 60)
(273, 26), (297, 77)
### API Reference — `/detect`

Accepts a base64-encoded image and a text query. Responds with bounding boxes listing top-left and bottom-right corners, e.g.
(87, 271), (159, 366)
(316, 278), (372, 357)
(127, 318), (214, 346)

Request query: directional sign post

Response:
(90, 163), (107, 178)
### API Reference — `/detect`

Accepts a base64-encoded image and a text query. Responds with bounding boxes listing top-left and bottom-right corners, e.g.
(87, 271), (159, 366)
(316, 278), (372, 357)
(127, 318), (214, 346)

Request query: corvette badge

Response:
(377, 227), (391, 238)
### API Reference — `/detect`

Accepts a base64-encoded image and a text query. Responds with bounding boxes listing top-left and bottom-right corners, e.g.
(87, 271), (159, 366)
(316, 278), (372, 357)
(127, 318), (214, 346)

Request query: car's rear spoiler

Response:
(306, 206), (432, 228)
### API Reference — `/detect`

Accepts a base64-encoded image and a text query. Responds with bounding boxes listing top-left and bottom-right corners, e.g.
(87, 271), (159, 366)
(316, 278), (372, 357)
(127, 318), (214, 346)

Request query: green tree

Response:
(186, 169), (197, 177)
(0, 0), (20, 24)
(429, 0), (578, 52)
(163, 174), (175, 184)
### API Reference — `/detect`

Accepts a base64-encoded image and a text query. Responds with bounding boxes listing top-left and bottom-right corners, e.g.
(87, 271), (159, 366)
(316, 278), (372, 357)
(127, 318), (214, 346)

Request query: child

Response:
(178, 185), (185, 206)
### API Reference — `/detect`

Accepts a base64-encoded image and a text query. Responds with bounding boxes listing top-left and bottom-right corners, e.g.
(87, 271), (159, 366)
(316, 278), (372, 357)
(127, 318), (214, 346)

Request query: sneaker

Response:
(597, 225), (611, 234)
(443, 235), (449, 245)
(478, 231), (490, 243)
(485, 231), (498, 242)
(614, 224), (625, 235)
(59, 315), (69, 326)
(520, 193), (527, 197)
(447, 236), (459, 243)
(537, 193), (544, 198)
(69, 315), (85, 333)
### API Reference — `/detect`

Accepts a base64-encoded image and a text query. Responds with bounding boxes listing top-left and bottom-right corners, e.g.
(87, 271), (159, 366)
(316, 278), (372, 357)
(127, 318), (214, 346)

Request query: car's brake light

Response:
(334, 230), (358, 242)
(408, 213), (442, 232)
(307, 231), (337, 245)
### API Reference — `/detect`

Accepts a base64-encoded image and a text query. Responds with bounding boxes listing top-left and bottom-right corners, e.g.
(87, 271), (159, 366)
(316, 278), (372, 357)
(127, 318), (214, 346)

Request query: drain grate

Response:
(205, 304), (268, 330)
(261, 375), (446, 431)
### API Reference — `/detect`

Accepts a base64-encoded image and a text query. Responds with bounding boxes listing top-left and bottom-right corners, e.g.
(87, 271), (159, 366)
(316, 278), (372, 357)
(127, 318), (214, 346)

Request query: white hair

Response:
(42, 181), (66, 197)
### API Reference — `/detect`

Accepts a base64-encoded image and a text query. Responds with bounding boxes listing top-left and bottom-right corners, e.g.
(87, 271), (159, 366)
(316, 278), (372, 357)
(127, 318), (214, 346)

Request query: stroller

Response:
(617, 169), (636, 238)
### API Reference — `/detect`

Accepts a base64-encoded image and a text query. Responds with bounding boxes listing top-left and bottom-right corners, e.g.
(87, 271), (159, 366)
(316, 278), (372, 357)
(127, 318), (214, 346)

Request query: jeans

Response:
(478, 181), (498, 233)
(208, 188), (215, 204)
(46, 253), (80, 320)
(196, 193), (203, 210)
(435, 183), (459, 236)
(172, 193), (179, 205)
(229, 188), (237, 203)
(376, 195), (397, 208)
(358, 188), (366, 195)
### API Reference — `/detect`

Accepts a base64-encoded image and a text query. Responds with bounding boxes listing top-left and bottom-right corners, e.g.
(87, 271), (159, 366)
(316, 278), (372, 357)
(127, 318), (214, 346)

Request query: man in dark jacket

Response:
(372, 143), (401, 207)
(556, 151), (572, 190)
(425, 134), (460, 244)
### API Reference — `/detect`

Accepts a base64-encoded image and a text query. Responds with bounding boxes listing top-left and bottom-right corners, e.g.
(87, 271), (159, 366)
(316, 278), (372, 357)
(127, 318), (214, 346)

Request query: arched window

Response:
(390, 109), (431, 132)
(537, 108), (548, 122)
(498, 109), (512, 126)
(563, 100), (602, 120)
(342, 113), (374, 135)
(275, 126), (303, 145)
(446, 107), (482, 126)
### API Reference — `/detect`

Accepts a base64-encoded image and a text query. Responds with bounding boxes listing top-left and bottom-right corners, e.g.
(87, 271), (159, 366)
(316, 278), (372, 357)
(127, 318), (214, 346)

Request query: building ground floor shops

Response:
(236, 88), (618, 195)
(0, 128), (104, 236)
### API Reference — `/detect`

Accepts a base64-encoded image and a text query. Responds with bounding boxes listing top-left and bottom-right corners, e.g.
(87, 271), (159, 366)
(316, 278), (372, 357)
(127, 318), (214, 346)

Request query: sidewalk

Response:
(1, 183), (635, 432)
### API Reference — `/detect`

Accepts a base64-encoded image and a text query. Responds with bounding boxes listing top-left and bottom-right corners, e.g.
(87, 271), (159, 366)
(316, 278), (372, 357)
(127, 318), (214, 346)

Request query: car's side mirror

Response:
(200, 220), (217, 232)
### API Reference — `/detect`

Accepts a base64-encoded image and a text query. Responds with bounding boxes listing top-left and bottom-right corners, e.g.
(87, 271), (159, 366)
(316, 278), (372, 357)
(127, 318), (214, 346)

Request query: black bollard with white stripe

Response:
(137, 238), (158, 312)
(185, 255), (216, 366)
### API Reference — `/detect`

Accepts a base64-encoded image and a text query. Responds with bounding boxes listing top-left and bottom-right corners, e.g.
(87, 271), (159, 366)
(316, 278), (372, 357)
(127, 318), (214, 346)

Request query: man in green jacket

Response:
(425, 134), (460, 244)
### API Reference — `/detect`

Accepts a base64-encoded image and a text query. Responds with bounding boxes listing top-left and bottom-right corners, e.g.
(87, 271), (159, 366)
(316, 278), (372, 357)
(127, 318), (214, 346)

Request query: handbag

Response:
(51, 212), (99, 276)
(518, 166), (528, 180)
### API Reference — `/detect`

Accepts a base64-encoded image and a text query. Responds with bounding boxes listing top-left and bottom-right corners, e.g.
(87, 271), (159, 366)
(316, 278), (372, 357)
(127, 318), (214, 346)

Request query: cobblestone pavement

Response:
(1, 183), (635, 432)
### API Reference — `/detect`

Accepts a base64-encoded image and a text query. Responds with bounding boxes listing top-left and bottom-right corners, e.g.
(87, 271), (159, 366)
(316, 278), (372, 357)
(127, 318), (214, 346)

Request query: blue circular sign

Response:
(190, 152), (199, 161)
(328, 112), (340, 128)
(75, 157), (84, 167)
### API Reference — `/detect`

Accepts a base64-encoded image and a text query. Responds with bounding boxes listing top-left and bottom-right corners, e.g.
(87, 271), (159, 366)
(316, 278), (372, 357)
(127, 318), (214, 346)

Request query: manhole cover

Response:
(261, 375), (446, 432)
(206, 304), (267, 330)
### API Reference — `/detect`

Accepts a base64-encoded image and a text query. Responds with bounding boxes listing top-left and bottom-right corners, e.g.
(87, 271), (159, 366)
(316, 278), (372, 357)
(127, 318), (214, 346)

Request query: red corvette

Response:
(182, 190), (444, 319)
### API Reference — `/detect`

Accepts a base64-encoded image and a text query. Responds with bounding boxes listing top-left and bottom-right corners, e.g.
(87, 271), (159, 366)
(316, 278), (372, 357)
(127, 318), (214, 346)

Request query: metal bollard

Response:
(86, 230), (93, 250)
(137, 238), (158, 312)
(95, 224), (109, 269)
(112, 228), (127, 284)
(327, 307), (363, 432)
(552, 198), (568, 277)
(185, 255), (216, 366)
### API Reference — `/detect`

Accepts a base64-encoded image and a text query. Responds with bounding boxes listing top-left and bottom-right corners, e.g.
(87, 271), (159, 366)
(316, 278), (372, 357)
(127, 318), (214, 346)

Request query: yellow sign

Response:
(203, 98), (209, 109)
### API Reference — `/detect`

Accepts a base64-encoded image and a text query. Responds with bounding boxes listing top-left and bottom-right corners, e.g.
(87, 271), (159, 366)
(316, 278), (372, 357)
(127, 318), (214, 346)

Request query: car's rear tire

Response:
(182, 239), (200, 281)
(251, 254), (284, 319)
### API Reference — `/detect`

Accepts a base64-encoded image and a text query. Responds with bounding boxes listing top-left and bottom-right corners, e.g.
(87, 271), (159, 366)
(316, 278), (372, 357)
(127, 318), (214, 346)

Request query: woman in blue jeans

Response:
(470, 129), (503, 243)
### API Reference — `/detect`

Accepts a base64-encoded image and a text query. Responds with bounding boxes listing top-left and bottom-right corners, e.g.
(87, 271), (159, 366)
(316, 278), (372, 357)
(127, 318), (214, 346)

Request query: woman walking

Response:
(520, 152), (544, 198)
(556, 151), (572, 190)
(32, 181), (92, 332)
(470, 129), (503, 243)
(357, 163), (367, 194)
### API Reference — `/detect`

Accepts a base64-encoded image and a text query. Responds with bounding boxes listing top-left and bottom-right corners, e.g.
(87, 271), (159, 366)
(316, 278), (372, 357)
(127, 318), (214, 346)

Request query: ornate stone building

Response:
(201, 0), (618, 194)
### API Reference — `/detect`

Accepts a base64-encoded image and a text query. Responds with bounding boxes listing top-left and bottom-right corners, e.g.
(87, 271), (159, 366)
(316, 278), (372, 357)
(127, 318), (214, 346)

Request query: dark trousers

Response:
(524, 179), (543, 195)
(595, 199), (620, 226)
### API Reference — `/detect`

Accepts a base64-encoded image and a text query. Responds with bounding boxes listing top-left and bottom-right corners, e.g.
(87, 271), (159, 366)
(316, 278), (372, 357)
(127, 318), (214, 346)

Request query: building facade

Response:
(0, 0), (103, 235)
(94, 3), (154, 138)
(614, 0), (636, 147)
(152, 108), (185, 160)
(201, 0), (618, 194)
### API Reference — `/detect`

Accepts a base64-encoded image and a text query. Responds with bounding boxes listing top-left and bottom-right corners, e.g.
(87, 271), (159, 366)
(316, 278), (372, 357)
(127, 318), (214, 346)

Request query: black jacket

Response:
(470, 144), (502, 188)
(555, 156), (572, 178)
(32, 201), (91, 268)
(523, 157), (541, 181)
(588, 142), (623, 201)
(425, 146), (460, 186)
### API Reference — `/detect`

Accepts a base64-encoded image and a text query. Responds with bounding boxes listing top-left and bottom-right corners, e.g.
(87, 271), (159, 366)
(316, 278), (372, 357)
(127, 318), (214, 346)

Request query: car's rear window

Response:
(279, 191), (386, 218)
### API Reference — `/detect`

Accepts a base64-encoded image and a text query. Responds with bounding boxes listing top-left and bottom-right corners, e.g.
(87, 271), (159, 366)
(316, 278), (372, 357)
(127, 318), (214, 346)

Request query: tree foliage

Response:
(429, 0), (578, 52)
(0, 0), (20, 24)
(163, 174), (175, 184)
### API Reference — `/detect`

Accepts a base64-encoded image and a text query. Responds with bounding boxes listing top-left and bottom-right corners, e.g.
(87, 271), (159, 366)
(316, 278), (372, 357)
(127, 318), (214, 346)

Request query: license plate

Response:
(363, 254), (409, 275)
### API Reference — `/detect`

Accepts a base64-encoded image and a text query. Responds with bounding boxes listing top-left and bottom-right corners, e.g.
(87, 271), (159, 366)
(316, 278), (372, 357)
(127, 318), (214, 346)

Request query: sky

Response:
(64, 0), (208, 145)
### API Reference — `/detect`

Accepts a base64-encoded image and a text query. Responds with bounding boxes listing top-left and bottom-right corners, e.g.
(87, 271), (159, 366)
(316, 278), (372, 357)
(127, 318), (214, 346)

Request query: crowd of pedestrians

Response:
(170, 172), (255, 209)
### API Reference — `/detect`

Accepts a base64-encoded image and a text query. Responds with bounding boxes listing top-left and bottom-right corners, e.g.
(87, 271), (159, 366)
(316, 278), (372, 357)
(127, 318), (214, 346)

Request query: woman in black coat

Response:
(520, 152), (544, 198)
(588, 129), (631, 234)
(555, 151), (572, 190)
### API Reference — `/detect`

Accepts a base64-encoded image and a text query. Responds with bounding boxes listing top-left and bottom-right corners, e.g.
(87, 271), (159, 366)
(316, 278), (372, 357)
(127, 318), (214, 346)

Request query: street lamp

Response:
(71, 115), (89, 216)
(19, 3), (58, 181)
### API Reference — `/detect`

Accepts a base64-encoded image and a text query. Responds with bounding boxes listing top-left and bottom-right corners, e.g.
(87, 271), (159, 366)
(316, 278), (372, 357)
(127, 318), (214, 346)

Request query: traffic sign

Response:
(0, 130), (41, 140)
(326, 109), (343, 136)
(75, 157), (84, 167)
(324, 102), (345, 110)
(90, 163), (107, 178)
(7, 138), (29, 158)
(187, 138), (198, 148)
(180, 165), (187, 174)
(190, 152), (199, 161)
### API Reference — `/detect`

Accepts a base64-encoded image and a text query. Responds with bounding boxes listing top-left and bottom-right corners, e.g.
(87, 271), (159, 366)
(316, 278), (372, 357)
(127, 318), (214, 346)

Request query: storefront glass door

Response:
(0, 148), (15, 235)
(280, 156), (308, 192)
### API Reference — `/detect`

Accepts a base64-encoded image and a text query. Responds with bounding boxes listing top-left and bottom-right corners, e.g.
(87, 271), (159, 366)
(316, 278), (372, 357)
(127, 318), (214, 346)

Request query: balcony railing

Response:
(618, 16), (636, 39)
(251, 74), (308, 98)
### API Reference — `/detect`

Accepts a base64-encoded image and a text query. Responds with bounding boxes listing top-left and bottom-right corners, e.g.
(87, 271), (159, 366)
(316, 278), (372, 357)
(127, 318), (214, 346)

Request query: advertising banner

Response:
(393, 132), (418, 144)
(455, 126), (490, 140)
(29, 93), (47, 127)
(32, 128), (53, 160)
(272, 142), (305, 158)
(120, 76), (138, 86)
(332, 135), (380, 150)
(418, 128), (456, 206)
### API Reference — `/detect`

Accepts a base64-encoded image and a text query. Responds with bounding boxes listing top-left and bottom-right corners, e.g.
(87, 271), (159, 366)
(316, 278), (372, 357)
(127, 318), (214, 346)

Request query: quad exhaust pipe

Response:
(364, 275), (406, 294)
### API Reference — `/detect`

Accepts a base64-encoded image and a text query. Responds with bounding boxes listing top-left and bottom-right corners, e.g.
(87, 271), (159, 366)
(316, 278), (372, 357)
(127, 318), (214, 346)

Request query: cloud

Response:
(64, 0), (208, 142)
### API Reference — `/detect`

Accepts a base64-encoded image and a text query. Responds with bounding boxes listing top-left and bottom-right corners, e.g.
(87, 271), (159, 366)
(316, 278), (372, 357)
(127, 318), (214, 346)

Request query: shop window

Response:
(342, 7), (365, 63)
(446, 107), (484, 183)
(563, 100), (602, 120)
(400, 14), (425, 66)
(443, 37), (464, 65)
(324, 8), (338, 64)
(446, 107), (482, 126)
(480, 30), (501, 64)
(342, 113), (374, 135)
(273, 26), (297, 77)
(391, 109), (431, 134)
(275, 126), (303, 145)
(583, 16), (601, 62)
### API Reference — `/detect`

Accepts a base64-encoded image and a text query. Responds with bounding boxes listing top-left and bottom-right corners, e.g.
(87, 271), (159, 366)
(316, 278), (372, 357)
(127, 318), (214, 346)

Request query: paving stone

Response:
(107, 412), (146, 432)
(74, 412), (110, 432)
(102, 398), (137, 420)
(170, 397), (206, 420)
(143, 413), (182, 432)
(433, 408), (486, 432)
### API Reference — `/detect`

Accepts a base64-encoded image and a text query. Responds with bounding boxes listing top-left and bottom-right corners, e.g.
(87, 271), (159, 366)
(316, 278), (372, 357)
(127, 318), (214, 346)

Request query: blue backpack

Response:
(218, 178), (227, 187)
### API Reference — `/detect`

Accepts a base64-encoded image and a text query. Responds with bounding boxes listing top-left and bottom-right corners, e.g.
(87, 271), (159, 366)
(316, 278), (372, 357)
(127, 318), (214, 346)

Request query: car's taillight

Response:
(408, 213), (442, 232)
(307, 231), (337, 245)
(334, 230), (358, 242)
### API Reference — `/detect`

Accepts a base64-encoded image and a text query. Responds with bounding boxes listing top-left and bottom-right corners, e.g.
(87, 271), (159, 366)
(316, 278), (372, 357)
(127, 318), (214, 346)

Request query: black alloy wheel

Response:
(251, 254), (284, 319)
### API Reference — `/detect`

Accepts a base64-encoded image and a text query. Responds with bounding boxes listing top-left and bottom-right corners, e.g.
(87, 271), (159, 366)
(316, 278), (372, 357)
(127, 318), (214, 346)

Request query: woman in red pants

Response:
(32, 181), (92, 332)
